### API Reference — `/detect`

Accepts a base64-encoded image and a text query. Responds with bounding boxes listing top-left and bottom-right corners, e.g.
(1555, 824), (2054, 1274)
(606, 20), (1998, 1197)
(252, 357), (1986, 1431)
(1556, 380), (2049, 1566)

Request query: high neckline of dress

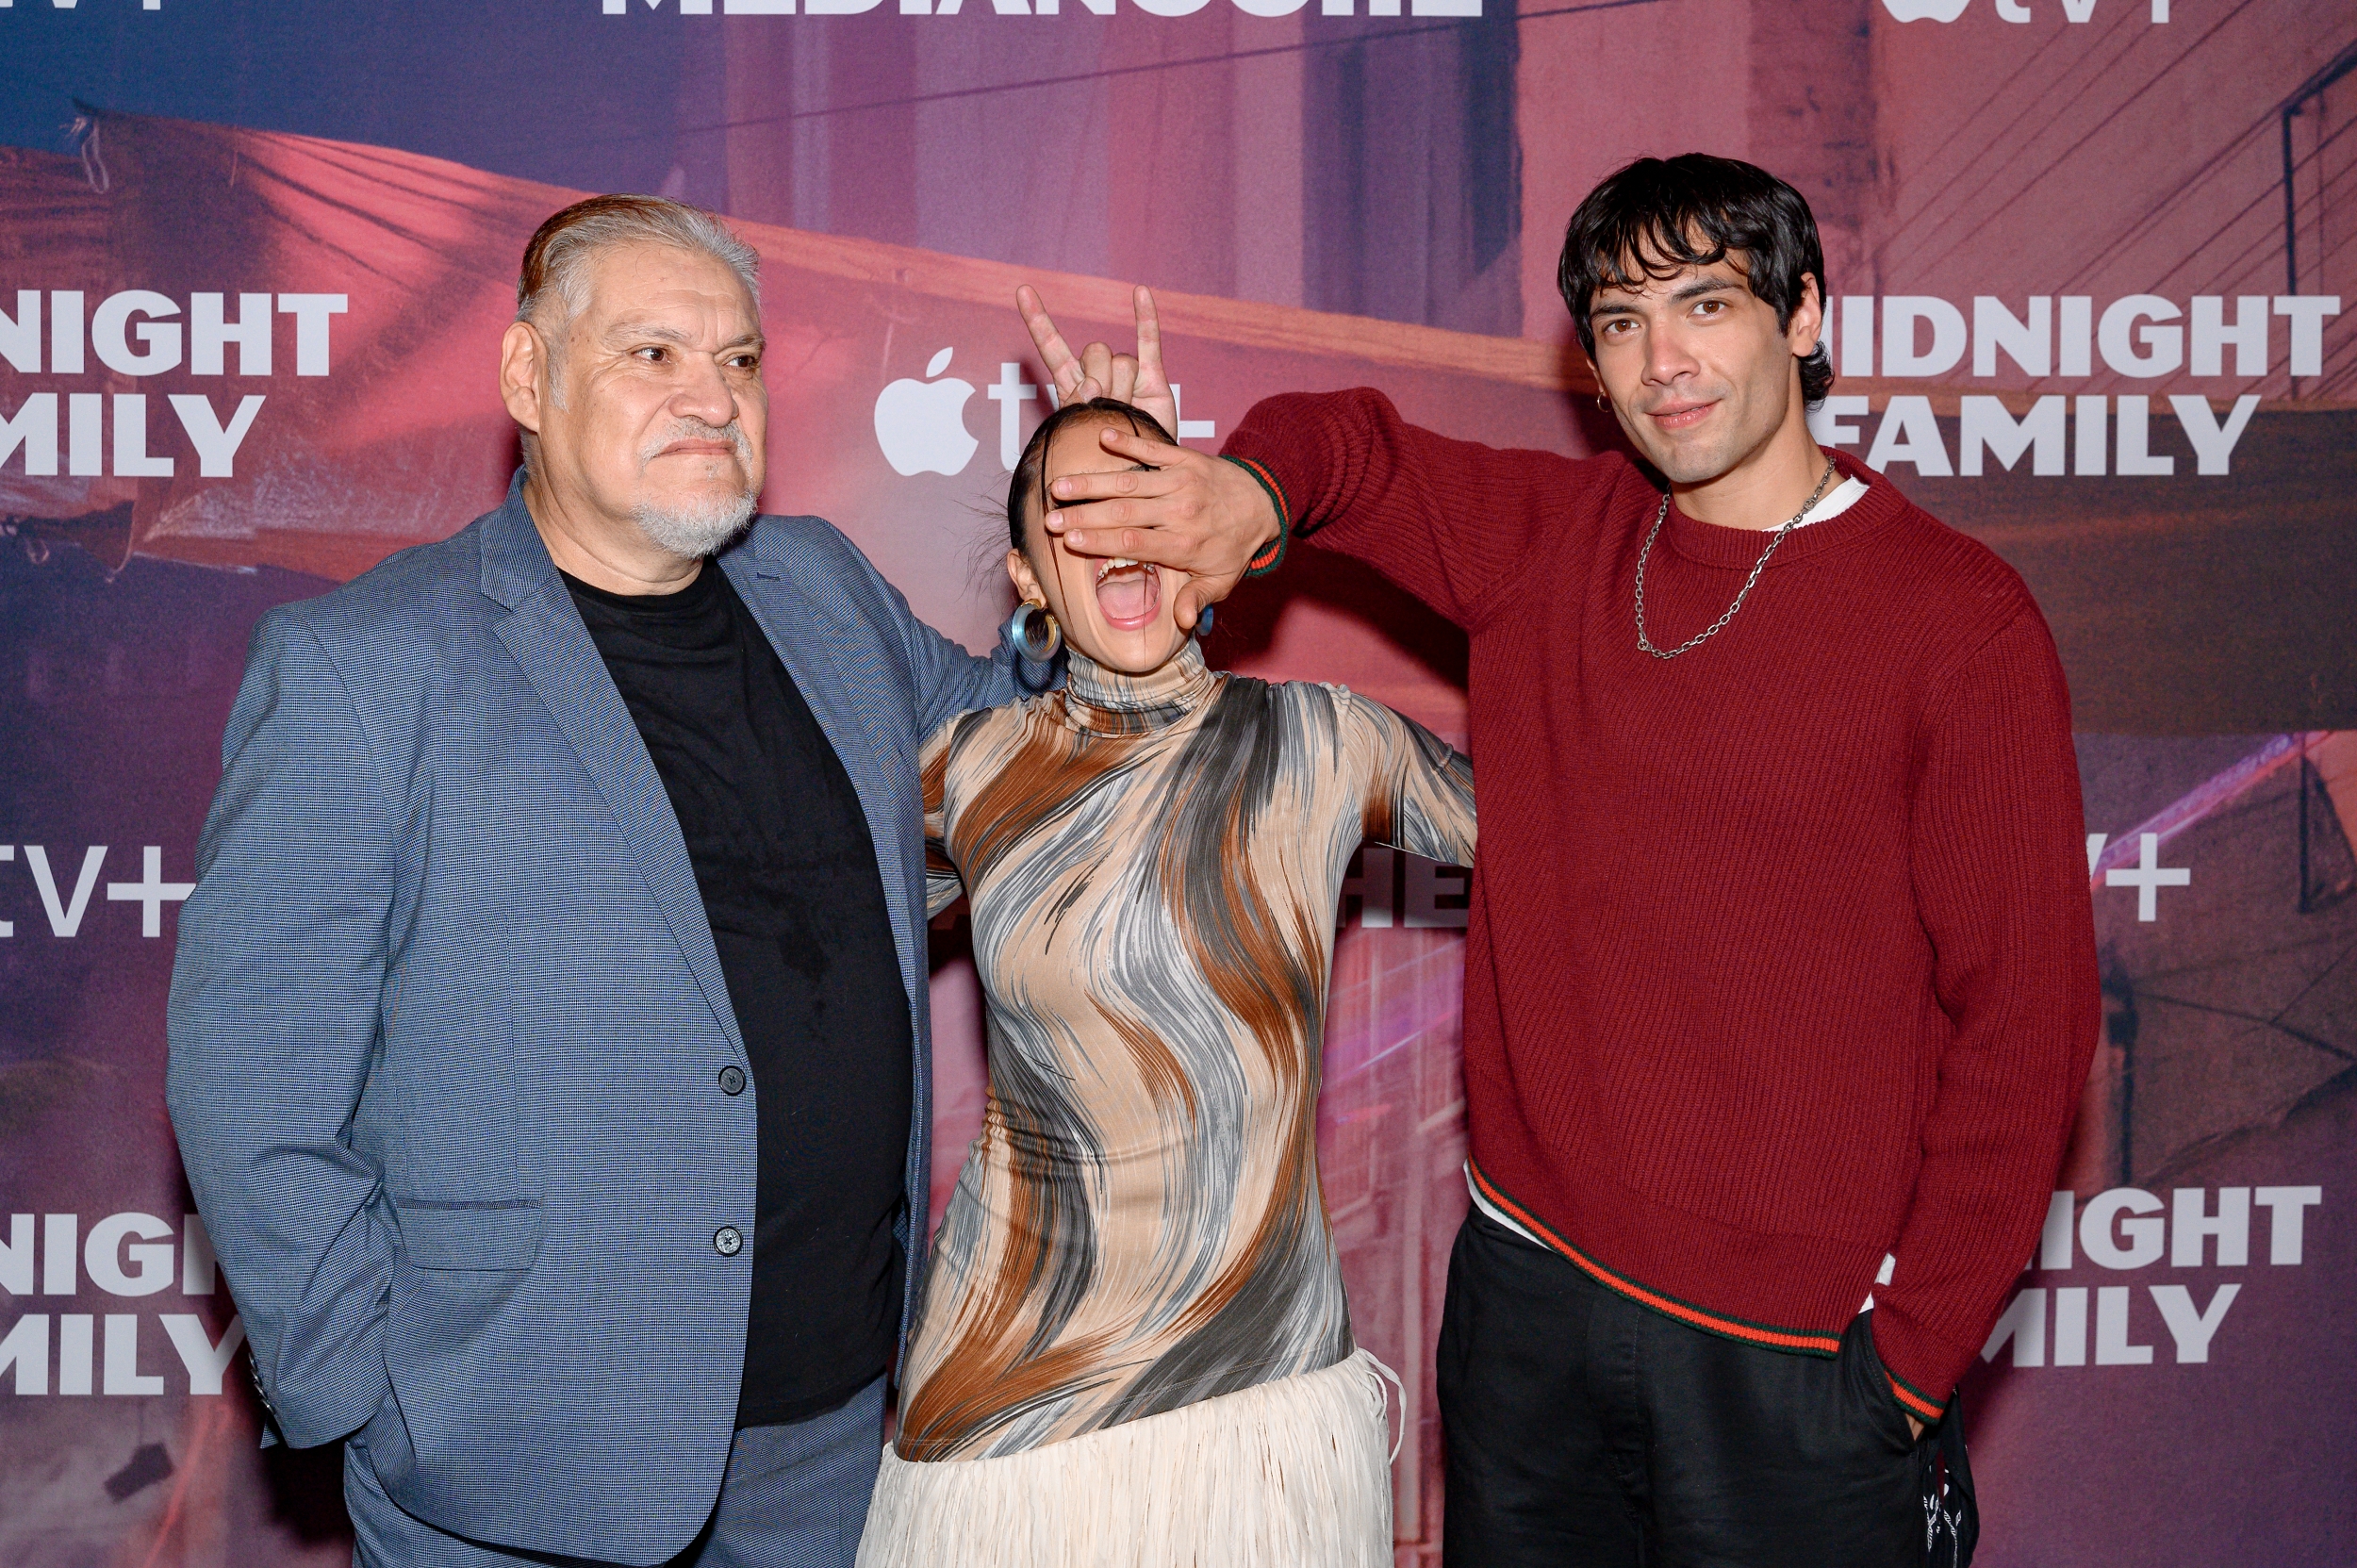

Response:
(1062, 641), (1221, 736)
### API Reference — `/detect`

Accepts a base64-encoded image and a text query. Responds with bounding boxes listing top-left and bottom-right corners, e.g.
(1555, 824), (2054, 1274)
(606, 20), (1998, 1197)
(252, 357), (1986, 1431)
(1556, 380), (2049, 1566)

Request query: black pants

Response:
(1438, 1206), (1953, 1567)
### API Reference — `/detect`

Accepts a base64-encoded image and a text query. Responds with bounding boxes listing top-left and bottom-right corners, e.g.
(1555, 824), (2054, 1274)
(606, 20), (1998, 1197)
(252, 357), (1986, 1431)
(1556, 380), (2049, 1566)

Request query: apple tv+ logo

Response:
(874, 346), (980, 478)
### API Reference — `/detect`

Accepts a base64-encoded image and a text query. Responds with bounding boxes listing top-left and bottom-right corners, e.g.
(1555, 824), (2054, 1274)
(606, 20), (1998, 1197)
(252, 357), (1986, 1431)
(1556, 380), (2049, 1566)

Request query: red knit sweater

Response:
(1227, 389), (2100, 1415)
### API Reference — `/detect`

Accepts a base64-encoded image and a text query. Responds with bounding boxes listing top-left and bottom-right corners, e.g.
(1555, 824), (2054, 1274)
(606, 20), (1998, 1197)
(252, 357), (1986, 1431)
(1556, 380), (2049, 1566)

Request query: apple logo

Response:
(1881, 0), (1970, 17)
(874, 347), (979, 477)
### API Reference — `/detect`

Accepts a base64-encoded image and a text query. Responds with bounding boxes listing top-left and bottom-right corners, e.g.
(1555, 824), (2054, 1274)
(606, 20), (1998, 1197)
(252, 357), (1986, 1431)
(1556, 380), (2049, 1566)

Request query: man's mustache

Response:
(640, 420), (754, 470)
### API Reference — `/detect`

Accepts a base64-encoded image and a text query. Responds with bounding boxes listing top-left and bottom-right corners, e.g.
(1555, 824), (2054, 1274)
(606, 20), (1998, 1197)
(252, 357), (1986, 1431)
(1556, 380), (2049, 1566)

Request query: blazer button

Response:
(717, 1065), (747, 1096)
(715, 1227), (744, 1257)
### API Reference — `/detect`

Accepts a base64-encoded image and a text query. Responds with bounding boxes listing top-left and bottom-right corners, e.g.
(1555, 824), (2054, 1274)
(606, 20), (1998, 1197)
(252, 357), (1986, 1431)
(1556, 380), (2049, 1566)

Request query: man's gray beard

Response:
(630, 417), (762, 558)
(632, 489), (759, 558)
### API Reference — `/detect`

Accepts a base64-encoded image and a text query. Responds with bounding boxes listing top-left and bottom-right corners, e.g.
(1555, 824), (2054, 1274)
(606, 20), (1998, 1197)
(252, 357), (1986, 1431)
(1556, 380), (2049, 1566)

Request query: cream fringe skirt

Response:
(856, 1348), (1399, 1568)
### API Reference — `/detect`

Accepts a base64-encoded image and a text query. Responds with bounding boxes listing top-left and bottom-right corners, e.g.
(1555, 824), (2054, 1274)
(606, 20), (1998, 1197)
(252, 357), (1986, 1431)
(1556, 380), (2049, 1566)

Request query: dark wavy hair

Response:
(1558, 154), (1833, 406)
(1006, 397), (1178, 553)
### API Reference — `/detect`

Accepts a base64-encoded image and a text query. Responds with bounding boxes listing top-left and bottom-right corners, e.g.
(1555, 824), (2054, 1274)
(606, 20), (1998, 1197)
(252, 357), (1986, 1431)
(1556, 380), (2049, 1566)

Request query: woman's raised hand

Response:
(1017, 284), (1178, 440)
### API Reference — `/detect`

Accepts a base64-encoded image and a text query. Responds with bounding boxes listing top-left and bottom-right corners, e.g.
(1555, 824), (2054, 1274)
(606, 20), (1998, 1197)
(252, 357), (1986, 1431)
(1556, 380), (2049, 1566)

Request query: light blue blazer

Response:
(165, 474), (1047, 1562)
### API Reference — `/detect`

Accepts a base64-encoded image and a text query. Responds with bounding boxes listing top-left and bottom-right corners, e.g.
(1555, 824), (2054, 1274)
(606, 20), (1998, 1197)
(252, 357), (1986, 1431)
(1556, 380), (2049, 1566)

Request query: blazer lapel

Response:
(479, 489), (748, 1063)
(719, 546), (920, 1008)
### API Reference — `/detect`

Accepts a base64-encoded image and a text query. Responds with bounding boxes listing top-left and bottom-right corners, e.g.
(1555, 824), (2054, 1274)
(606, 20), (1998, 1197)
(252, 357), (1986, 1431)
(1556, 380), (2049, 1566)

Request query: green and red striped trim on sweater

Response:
(1467, 1162), (1952, 1420)
(1221, 454), (1291, 576)
(1467, 1161), (1844, 1354)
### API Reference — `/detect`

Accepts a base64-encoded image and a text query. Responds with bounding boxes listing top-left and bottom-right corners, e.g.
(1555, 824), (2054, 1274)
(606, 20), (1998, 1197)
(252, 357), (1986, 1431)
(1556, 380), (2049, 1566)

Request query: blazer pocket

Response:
(395, 1198), (543, 1271)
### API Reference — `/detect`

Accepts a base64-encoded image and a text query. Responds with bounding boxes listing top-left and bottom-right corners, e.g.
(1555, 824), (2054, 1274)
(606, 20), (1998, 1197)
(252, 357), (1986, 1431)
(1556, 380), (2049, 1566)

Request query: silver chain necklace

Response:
(1633, 460), (1838, 661)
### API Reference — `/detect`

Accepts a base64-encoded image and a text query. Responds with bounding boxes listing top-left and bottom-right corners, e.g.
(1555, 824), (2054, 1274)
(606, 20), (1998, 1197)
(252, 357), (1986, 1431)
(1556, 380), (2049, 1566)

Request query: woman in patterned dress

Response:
(856, 392), (1475, 1568)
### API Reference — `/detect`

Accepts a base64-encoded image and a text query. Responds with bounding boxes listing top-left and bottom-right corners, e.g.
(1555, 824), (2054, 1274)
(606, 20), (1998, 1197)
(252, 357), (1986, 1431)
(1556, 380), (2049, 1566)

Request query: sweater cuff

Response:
(1220, 454), (1292, 577)
(1870, 1301), (1974, 1423)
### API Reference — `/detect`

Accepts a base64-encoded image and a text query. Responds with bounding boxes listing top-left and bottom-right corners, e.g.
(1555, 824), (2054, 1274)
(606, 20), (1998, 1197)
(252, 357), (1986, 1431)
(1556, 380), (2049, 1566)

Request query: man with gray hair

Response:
(167, 195), (1052, 1567)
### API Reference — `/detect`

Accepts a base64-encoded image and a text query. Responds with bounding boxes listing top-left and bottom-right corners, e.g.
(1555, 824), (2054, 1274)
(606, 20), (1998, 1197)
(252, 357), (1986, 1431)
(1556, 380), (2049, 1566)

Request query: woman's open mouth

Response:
(1093, 558), (1162, 631)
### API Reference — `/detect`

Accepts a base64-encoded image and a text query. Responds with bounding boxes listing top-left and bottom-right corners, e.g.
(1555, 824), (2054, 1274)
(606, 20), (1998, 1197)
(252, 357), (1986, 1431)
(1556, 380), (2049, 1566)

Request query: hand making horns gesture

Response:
(1014, 284), (1281, 633)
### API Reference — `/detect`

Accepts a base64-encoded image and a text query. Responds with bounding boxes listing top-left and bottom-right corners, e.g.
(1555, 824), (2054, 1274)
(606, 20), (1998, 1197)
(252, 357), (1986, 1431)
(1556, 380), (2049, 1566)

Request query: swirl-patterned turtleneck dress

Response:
(884, 641), (1475, 1494)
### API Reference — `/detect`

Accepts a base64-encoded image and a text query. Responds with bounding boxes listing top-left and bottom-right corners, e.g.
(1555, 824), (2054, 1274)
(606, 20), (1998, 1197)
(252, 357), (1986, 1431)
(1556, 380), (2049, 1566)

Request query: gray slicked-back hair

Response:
(517, 192), (761, 331)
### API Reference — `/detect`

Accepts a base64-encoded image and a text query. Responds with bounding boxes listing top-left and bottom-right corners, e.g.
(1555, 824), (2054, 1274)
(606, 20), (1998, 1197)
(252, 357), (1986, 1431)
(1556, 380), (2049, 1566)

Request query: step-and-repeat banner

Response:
(2, 2), (2351, 1564)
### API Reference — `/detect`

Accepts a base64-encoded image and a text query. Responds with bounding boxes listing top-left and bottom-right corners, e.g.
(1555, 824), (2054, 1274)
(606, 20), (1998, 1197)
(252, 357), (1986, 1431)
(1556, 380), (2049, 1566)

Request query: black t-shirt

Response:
(564, 562), (913, 1428)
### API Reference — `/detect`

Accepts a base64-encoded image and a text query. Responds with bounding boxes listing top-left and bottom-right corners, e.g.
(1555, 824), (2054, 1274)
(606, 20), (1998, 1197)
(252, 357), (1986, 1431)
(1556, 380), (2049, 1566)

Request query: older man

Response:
(167, 196), (1047, 1568)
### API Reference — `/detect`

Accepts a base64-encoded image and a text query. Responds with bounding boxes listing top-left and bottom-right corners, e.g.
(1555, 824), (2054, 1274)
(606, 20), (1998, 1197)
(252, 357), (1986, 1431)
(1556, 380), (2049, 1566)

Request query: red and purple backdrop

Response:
(2, 2), (2352, 1563)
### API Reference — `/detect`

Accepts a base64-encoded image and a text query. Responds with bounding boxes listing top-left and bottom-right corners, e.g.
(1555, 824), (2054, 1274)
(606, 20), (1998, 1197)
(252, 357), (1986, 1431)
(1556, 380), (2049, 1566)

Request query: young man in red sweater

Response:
(1021, 155), (2099, 1563)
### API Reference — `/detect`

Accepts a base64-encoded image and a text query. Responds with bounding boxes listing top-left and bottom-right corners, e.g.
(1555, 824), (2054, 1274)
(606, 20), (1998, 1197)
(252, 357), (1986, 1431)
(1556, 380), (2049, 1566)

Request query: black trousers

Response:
(1438, 1205), (1957, 1567)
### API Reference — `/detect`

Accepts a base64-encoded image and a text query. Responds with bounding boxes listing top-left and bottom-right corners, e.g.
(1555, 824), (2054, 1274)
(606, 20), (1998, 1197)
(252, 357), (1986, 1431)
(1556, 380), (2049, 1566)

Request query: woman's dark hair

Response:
(1007, 397), (1178, 553)
(1558, 154), (1833, 405)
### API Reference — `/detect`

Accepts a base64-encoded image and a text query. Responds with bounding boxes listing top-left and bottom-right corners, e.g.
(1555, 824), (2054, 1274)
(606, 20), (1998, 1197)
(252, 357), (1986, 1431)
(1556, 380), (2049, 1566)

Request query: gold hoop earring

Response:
(1007, 600), (1063, 662)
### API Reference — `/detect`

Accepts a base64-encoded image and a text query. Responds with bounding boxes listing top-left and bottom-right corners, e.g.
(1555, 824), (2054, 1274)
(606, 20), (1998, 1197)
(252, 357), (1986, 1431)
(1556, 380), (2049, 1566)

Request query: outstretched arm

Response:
(1213, 388), (1576, 631)
(1014, 291), (1581, 632)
